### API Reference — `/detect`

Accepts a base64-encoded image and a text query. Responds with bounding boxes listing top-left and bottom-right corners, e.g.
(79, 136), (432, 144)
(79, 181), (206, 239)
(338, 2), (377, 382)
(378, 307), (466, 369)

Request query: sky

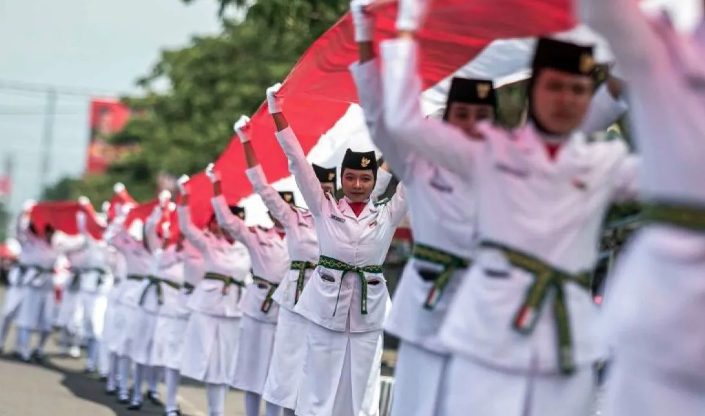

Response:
(0, 0), (223, 220)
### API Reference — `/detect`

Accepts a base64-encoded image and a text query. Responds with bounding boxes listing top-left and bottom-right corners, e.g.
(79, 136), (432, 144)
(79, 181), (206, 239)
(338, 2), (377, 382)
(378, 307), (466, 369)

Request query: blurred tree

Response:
(43, 0), (347, 204)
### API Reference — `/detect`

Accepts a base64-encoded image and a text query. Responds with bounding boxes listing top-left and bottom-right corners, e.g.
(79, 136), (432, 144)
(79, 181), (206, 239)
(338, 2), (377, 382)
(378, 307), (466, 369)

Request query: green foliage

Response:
(44, 0), (347, 204)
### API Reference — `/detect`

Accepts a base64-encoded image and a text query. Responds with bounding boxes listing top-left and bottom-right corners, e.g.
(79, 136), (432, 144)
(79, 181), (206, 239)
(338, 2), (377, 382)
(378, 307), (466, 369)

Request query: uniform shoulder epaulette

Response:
(373, 197), (390, 207)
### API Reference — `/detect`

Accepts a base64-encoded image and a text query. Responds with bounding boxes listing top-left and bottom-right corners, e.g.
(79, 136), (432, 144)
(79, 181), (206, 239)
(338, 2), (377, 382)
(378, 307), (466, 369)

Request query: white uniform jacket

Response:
(212, 195), (290, 324)
(584, 0), (705, 378)
(275, 126), (408, 333)
(177, 204), (251, 318)
(381, 38), (639, 372)
(246, 165), (319, 312)
(105, 222), (153, 308)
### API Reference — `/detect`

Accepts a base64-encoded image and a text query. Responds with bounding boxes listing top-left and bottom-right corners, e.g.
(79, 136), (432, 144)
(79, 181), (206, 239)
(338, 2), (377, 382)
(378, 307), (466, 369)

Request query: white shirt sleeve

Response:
(581, 84), (629, 134)
(176, 205), (208, 253)
(381, 38), (478, 181)
(211, 195), (257, 249)
(275, 127), (325, 216)
(580, 0), (667, 73)
(350, 59), (416, 181)
(144, 206), (162, 253)
(246, 165), (297, 228)
(612, 153), (641, 202)
(386, 182), (409, 227)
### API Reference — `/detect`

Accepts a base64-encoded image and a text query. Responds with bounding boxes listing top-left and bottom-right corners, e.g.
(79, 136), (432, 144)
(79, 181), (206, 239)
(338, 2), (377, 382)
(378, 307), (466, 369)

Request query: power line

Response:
(0, 78), (123, 98)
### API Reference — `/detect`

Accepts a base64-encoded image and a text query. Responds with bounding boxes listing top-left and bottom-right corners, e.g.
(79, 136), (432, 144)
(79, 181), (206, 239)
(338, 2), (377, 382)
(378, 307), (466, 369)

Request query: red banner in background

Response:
(186, 0), (575, 228)
(30, 201), (104, 239)
(86, 99), (132, 174)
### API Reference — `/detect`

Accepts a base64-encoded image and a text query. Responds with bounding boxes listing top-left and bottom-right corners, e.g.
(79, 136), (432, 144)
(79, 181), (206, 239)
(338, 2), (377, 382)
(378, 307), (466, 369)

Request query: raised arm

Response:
(176, 175), (209, 253)
(210, 194), (256, 248)
(580, 0), (666, 73)
(372, 163), (393, 200)
(381, 37), (478, 180)
(350, 0), (416, 180)
(260, 89), (326, 215)
(385, 182), (409, 228)
(144, 205), (163, 253)
(245, 165), (297, 227)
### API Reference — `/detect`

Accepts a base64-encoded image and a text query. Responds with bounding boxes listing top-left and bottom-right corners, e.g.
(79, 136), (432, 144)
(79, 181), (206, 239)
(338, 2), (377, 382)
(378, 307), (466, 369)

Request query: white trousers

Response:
(441, 355), (596, 416)
(390, 341), (448, 416)
(296, 323), (382, 416)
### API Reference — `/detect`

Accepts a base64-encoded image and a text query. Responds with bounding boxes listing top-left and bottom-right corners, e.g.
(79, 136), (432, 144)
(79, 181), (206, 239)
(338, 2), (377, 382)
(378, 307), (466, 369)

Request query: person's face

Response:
(446, 102), (495, 139)
(341, 169), (375, 203)
(320, 182), (336, 195)
(531, 68), (593, 136)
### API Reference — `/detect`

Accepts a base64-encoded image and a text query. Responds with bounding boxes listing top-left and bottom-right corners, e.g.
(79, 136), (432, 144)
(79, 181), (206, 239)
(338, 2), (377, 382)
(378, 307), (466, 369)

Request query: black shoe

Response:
(146, 390), (162, 406)
(127, 401), (142, 411)
(99, 374), (108, 382)
(164, 409), (181, 416)
(31, 350), (45, 364)
(105, 387), (117, 396)
(117, 393), (130, 404)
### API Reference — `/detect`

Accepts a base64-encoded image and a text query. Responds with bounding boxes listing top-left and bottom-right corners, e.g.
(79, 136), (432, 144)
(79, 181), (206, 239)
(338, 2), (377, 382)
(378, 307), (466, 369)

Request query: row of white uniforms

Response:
(378, 37), (640, 416)
(15, 231), (60, 334)
(211, 194), (290, 395)
(581, 2), (705, 415)
(130, 207), (187, 369)
(55, 222), (112, 351)
(1, 220), (40, 347)
(350, 37), (635, 415)
(177, 203), (251, 386)
(274, 123), (408, 416)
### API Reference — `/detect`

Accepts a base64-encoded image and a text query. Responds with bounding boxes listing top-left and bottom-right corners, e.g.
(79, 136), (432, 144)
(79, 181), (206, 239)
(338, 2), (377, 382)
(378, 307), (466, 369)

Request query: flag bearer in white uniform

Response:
(140, 198), (189, 416)
(381, 3), (640, 414)
(270, 92), (408, 415)
(56, 231), (89, 359)
(348, 2), (496, 414)
(177, 176), (251, 416)
(104, 199), (154, 405)
(125, 190), (175, 411)
(0, 201), (37, 356)
(102, 241), (126, 396)
(207, 160), (290, 416)
(15, 222), (59, 363)
(74, 203), (112, 374)
(238, 103), (337, 416)
(582, 1), (705, 414)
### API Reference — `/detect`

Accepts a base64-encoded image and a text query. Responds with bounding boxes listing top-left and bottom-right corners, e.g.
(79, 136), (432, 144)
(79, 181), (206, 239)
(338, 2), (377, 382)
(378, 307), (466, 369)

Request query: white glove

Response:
(167, 202), (176, 212)
(113, 182), (126, 194)
(205, 163), (221, 183)
(101, 201), (111, 214)
(233, 115), (251, 143)
(22, 199), (36, 212)
(351, 0), (373, 42)
(396, 0), (430, 32)
(266, 83), (283, 114)
(78, 196), (90, 207)
(119, 204), (132, 217)
(158, 189), (172, 206)
(177, 175), (190, 194)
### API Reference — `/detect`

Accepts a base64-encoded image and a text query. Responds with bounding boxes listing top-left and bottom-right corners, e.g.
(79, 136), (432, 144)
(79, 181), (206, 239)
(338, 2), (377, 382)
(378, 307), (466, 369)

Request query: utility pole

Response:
(39, 88), (57, 191)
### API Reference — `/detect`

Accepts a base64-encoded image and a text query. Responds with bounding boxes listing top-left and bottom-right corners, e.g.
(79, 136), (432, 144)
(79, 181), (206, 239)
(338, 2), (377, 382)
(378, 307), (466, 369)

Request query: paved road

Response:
(0, 322), (248, 416)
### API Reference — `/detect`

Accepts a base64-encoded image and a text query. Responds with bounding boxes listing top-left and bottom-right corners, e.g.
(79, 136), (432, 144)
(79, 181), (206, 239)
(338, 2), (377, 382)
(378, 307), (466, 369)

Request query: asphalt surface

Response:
(0, 285), (249, 416)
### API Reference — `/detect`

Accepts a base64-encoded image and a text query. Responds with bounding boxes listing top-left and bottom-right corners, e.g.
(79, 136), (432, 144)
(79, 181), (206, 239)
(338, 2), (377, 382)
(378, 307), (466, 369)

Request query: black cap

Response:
(278, 191), (295, 205)
(341, 149), (378, 178)
(312, 164), (337, 184)
(445, 77), (497, 111)
(532, 38), (596, 76)
(229, 205), (246, 221)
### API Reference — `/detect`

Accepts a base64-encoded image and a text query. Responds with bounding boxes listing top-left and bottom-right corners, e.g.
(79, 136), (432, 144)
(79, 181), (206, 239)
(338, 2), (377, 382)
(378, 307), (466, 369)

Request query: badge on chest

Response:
(330, 214), (346, 223)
